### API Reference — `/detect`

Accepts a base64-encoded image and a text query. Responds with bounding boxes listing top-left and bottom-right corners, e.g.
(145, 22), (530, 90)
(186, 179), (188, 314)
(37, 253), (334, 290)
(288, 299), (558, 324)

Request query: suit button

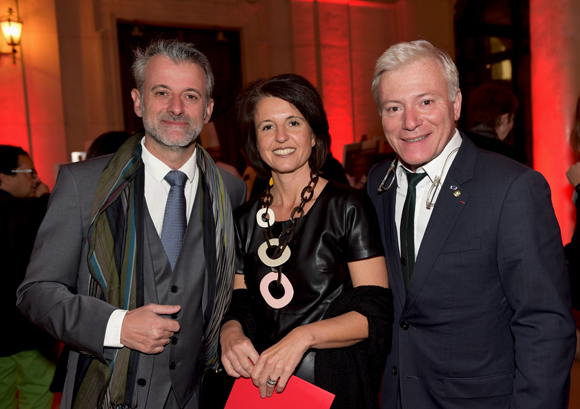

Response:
(137, 378), (146, 387)
(169, 362), (177, 370)
(171, 313), (179, 319)
(171, 337), (178, 345)
(401, 257), (407, 267)
(392, 366), (398, 375)
(171, 285), (179, 293)
(400, 322), (409, 330)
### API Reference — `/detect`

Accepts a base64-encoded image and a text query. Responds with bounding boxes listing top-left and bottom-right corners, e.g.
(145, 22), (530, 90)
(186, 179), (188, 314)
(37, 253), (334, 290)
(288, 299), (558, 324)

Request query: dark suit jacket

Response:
(367, 135), (575, 409)
(16, 153), (246, 408)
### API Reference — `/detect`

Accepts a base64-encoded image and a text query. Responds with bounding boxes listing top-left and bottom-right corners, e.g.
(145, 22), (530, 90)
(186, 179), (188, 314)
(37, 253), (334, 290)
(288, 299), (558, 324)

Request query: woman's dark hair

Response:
(236, 74), (330, 179)
(86, 131), (133, 159)
(0, 145), (27, 176)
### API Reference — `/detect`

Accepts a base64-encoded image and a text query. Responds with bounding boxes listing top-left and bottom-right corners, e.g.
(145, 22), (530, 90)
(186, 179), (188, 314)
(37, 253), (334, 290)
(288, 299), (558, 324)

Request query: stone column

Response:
(530, 0), (580, 241)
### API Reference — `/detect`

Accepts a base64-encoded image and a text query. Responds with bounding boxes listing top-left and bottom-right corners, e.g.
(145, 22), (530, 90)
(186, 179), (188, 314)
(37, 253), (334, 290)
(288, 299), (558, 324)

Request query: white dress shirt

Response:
(395, 130), (462, 258)
(104, 138), (199, 348)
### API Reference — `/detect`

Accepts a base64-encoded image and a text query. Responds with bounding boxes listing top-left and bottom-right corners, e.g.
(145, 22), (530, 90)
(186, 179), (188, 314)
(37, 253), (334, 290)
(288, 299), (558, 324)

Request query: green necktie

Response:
(400, 170), (427, 291)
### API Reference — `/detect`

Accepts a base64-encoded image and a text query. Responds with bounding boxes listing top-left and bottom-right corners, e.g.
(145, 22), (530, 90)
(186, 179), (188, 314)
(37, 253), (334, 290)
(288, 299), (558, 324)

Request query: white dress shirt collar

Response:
(140, 137), (199, 235)
(393, 129), (462, 258)
(140, 138), (197, 183)
(396, 129), (462, 191)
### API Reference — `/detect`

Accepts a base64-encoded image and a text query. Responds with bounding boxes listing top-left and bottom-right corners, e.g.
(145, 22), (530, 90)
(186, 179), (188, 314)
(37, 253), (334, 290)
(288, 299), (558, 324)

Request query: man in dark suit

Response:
(367, 39), (575, 408)
(17, 40), (246, 409)
(0, 145), (56, 409)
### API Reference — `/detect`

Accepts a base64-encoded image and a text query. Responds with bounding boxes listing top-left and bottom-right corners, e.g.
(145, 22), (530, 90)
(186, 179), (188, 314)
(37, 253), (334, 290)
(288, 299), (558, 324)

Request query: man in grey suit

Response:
(366, 40), (576, 408)
(17, 39), (246, 409)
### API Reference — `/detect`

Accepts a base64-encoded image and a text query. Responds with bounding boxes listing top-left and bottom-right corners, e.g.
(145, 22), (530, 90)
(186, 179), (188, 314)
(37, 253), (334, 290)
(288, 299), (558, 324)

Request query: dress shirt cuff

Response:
(104, 309), (128, 348)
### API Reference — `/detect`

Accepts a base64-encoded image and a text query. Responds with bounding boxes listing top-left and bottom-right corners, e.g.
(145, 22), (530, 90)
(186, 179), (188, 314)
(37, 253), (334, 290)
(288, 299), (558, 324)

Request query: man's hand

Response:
(120, 303), (181, 354)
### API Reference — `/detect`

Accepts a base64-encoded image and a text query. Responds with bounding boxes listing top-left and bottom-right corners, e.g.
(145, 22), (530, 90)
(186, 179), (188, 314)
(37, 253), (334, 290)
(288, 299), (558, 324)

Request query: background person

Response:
(86, 130), (133, 159)
(220, 74), (393, 409)
(466, 82), (524, 163)
(565, 95), (580, 358)
(0, 145), (55, 409)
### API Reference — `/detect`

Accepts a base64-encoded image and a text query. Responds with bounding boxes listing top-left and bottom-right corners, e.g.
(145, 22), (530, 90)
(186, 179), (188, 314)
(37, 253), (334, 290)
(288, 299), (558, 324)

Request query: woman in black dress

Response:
(219, 74), (393, 408)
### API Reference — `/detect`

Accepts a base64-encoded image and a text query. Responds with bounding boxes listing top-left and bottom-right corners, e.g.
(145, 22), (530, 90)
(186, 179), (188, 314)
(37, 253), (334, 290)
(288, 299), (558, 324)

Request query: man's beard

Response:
(142, 101), (204, 151)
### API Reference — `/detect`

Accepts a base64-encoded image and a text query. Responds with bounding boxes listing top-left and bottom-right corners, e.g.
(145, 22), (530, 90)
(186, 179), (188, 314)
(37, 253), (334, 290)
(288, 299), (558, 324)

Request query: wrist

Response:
(221, 320), (244, 338)
(290, 325), (316, 351)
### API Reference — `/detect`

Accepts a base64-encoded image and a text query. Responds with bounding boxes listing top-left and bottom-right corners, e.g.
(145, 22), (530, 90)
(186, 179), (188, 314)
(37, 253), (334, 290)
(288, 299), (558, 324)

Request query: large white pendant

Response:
(257, 238), (291, 267)
(260, 271), (294, 309)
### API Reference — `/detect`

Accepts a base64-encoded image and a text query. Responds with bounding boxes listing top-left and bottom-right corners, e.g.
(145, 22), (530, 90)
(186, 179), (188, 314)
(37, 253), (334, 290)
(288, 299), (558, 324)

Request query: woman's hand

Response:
(220, 320), (260, 378)
(567, 162), (580, 188)
(251, 326), (311, 398)
(248, 256), (388, 398)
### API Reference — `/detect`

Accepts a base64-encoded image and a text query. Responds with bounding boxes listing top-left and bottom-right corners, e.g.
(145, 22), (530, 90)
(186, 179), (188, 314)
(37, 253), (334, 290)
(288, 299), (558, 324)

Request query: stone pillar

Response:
(530, 0), (580, 241)
(289, 0), (455, 160)
(0, 0), (67, 186)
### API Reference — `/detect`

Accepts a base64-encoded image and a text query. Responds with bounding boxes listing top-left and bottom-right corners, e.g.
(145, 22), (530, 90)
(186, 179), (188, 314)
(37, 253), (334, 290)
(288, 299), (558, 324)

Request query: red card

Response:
(224, 376), (335, 409)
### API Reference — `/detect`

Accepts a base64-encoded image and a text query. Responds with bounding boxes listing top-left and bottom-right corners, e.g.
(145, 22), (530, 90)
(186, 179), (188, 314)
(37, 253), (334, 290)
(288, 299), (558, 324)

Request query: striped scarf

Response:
(73, 133), (235, 409)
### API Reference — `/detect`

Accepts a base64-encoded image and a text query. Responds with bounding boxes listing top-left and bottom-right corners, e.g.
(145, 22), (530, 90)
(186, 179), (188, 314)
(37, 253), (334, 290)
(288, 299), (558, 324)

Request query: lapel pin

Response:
(450, 185), (458, 190)
(453, 191), (461, 197)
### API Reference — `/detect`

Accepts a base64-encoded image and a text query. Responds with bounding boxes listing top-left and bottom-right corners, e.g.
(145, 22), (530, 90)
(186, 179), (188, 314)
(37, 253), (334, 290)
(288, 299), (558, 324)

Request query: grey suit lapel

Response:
(403, 135), (477, 315)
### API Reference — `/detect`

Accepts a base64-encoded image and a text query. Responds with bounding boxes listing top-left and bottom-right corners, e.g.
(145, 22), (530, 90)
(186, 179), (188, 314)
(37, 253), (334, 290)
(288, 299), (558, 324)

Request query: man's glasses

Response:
(11, 169), (37, 179)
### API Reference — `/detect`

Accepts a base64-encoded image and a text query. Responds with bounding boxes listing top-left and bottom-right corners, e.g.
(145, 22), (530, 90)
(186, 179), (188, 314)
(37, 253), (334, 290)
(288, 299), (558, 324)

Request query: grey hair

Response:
(132, 39), (215, 102)
(371, 40), (459, 109)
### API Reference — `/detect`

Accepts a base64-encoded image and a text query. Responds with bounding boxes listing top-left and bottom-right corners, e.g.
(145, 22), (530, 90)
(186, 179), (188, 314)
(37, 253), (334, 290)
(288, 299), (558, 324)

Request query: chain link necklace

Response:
(256, 171), (319, 308)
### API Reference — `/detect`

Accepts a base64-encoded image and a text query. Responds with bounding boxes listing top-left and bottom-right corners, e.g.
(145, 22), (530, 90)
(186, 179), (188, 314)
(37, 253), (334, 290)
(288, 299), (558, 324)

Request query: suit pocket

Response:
(440, 237), (482, 254)
(444, 372), (513, 398)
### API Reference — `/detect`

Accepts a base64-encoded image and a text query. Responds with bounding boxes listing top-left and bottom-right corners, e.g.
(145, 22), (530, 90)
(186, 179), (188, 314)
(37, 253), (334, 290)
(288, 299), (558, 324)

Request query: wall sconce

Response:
(1, 8), (22, 64)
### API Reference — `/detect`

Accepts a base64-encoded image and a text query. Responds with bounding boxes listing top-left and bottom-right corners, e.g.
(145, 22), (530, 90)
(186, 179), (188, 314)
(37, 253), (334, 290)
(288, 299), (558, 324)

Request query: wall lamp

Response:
(1, 8), (22, 64)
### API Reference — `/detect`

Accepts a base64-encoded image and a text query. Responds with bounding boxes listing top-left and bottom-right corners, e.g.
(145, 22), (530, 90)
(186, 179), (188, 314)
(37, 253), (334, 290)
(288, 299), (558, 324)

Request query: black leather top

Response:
(233, 181), (384, 352)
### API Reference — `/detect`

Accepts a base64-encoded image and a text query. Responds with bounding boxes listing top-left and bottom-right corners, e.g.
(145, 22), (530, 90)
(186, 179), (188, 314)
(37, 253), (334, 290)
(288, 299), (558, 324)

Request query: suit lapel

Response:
(378, 169), (407, 310)
(402, 135), (477, 315)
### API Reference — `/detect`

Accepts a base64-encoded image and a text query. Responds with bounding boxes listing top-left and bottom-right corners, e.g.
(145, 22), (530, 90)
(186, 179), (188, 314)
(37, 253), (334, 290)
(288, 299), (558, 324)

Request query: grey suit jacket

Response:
(367, 135), (576, 409)
(17, 153), (246, 408)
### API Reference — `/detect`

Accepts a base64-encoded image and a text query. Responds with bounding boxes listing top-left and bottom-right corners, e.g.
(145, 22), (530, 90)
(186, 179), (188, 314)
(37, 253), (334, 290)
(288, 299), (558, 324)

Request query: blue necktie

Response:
(161, 170), (188, 270)
(400, 170), (427, 291)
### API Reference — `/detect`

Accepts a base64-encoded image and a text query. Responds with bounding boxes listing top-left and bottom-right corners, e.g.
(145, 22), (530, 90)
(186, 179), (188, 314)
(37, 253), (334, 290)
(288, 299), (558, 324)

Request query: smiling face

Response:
(254, 97), (316, 177)
(378, 58), (462, 171)
(131, 55), (214, 157)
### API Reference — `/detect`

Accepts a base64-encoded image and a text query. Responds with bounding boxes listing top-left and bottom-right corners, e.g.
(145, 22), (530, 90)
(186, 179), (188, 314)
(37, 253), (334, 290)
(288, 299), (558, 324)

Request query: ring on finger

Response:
(267, 377), (277, 386)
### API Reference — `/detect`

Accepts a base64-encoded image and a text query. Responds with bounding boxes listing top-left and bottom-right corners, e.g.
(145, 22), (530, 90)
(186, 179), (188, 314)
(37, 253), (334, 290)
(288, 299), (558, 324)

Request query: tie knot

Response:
(405, 170), (427, 188)
(164, 170), (188, 187)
